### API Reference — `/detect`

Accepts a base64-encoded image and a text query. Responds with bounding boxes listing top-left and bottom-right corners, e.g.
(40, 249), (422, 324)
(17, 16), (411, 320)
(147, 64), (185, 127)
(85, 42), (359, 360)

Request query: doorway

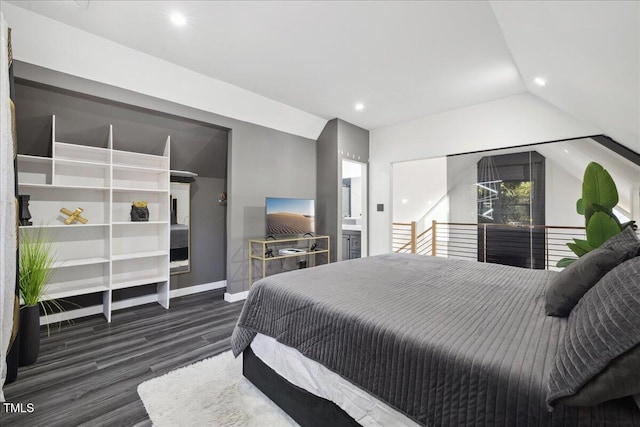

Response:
(341, 159), (368, 260)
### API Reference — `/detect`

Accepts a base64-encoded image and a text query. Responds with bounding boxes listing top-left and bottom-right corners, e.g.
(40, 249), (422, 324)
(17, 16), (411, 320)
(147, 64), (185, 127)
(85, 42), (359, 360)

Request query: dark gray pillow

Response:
(555, 345), (640, 406)
(545, 226), (640, 317)
(547, 256), (640, 409)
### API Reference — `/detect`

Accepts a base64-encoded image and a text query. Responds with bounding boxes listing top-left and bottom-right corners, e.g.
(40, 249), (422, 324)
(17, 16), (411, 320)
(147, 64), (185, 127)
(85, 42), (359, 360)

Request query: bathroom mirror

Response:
(170, 182), (191, 274)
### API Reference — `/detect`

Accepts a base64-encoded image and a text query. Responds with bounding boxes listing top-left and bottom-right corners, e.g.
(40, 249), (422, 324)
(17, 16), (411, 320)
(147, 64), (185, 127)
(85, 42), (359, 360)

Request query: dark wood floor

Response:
(2, 289), (244, 427)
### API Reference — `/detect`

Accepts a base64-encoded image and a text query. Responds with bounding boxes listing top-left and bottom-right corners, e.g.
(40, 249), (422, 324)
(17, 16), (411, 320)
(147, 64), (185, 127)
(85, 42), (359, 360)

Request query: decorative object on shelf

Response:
(18, 228), (57, 366)
(60, 207), (88, 225)
(556, 162), (636, 267)
(18, 194), (32, 226)
(131, 201), (150, 222)
(218, 192), (227, 206)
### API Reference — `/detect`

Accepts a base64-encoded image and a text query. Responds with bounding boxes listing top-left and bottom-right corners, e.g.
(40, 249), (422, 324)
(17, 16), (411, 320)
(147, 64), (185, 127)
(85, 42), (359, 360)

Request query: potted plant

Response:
(557, 162), (636, 267)
(18, 228), (56, 366)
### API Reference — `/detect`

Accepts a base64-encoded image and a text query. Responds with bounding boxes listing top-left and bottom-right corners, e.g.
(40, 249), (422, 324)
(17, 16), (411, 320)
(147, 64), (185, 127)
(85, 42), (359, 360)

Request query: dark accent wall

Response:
(174, 177), (227, 287)
(14, 78), (228, 292)
(13, 61), (316, 296)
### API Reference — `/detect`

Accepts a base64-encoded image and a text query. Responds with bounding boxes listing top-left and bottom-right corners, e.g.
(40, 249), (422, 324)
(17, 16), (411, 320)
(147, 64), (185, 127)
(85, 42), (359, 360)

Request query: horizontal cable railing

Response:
(392, 220), (590, 270)
(392, 222), (414, 254)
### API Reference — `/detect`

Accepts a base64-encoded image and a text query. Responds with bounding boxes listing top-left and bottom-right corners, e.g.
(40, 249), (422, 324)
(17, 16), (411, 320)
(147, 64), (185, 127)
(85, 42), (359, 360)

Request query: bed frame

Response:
(242, 347), (360, 427)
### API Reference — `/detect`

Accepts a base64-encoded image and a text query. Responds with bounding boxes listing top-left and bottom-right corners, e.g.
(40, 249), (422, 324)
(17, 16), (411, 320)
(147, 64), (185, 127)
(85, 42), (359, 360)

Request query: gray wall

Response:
(338, 119), (369, 163)
(173, 177), (227, 288)
(316, 119), (339, 261)
(227, 125), (316, 292)
(317, 119), (369, 261)
(13, 61), (316, 296)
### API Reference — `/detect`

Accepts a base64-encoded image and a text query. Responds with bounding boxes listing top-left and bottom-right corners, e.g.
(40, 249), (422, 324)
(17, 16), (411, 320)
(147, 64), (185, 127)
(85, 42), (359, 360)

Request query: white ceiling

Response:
(6, 1), (639, 149)
(491, 1), (640, 151)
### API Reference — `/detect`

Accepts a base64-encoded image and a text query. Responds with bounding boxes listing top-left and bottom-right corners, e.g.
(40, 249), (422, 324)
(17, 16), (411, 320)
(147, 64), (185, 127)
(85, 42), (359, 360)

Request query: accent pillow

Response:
(545, 226), (640, 317)
(555, 345), (640, 407)
(547, 256), (640, 409)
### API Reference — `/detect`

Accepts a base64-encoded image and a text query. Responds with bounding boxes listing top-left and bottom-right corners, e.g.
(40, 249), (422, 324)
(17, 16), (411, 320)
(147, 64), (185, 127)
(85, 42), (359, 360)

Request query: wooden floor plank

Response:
(2, 289), (244, 426)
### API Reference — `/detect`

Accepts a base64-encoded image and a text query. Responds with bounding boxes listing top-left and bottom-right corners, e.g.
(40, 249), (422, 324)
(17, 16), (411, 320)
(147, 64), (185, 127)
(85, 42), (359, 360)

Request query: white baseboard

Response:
(224, 290), (249, 303)
(41, 305), (103, 325)
(172, 280), (227, 298)
(40, 280), (227, 325)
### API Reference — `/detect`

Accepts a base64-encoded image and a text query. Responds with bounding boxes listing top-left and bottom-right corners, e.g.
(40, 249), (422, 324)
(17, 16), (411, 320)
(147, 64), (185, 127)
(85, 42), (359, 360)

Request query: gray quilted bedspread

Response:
(231, 254), (640, 426)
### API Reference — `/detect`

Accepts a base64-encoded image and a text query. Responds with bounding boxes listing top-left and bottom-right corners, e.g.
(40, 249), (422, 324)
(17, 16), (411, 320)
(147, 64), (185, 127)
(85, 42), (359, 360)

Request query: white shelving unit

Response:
(17, 115), (171, 321)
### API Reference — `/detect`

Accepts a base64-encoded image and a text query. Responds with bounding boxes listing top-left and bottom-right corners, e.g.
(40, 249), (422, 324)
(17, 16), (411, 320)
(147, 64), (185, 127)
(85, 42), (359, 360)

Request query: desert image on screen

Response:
(266, 198), (315, 235)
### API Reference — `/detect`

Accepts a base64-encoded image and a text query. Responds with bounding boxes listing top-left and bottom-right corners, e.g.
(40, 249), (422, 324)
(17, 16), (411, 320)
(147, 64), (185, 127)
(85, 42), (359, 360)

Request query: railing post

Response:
(483, 223), (487, 262)
(410, 221), (417, 254)
(545, 227), (549, 269)
(431, 220), (437, 256)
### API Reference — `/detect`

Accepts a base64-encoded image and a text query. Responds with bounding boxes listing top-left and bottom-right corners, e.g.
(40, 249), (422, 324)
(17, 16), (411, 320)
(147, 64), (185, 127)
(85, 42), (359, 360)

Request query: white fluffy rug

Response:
(137, 351), (298, 427)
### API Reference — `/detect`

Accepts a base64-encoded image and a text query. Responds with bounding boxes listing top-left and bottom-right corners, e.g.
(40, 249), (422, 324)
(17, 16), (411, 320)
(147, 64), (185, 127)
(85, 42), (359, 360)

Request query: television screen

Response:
(266, 197), (315, 236)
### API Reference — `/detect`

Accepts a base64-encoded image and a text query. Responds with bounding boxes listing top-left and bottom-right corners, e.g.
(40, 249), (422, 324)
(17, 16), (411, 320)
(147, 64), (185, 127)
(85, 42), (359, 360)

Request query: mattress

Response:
(170, 224), (188, 249)
(250, 333), (419, 427)
(232, 253), (640, 426)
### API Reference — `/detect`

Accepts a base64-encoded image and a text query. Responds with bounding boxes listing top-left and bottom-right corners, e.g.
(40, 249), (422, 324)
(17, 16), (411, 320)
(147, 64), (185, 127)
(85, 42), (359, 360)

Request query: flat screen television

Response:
(266, 197), (315, 236)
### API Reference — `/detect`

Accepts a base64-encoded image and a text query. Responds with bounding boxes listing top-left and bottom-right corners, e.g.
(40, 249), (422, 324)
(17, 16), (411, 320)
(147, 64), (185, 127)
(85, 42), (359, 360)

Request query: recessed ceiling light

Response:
(355, 103), (364, 111)
(170, 12), (187, 26)
(402, 198), (408, 204)
(534, 77), (547, 87)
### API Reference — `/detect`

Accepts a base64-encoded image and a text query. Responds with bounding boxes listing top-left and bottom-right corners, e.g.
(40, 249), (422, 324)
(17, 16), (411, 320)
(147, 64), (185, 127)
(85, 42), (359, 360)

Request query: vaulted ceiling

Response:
(7, 1), (639, 150)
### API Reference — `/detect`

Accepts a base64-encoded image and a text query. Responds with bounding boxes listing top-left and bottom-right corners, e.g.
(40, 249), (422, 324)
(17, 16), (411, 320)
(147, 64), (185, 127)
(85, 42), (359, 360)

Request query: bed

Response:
(231, 253), (640, 426)
(170, 223), (188, 261)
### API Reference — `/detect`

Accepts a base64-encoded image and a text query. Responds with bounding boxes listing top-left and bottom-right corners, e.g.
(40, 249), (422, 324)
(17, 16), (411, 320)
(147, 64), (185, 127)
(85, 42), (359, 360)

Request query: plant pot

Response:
(19, 305), (40, 366)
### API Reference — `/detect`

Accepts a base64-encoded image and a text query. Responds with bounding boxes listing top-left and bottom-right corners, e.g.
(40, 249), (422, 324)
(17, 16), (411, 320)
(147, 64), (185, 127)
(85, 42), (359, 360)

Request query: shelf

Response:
(20, 223), (109, 229)
(112, 251), (168, 261)
(17, 155), (53, 185)
(170, 170), (198, 178)
(112, 187), (168, 193)
(52, 257), (110, 268)
(54, 142), (110, 164)
(111, 274), (168, 290)
(112, 150), (168, 170)
(42, 281), (110, 301)
(251, 249), (329, 261)
(17, 154), (52, 164)
(55, 158), (111, 168)
(112, 221), (167, 225)
(113, 164), (167, 173)
(250, 235), (330, 244)
(17, 115), (171, 321)
(249, 235), (330, 286)
(18, 183), (109, 190)
(54, 159), (110, 187)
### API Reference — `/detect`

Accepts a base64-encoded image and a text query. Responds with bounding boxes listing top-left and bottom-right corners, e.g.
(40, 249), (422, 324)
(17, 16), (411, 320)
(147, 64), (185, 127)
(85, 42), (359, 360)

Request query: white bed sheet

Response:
(250, 333), (419, 427)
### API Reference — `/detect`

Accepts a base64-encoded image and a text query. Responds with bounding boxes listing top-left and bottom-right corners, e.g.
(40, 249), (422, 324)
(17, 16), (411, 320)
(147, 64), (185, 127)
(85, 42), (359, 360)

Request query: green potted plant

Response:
(557, 162), (636, 267)
(18, 228), (56, 366)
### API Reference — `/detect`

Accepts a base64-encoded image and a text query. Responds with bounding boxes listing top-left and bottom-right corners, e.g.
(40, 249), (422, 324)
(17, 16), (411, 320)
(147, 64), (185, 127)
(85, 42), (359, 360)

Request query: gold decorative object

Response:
(60, 207), (88, 225)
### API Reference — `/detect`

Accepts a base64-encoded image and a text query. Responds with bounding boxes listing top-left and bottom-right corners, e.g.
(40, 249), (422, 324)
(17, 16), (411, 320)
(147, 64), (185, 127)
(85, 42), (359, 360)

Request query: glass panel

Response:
(391, 136), (640, 270)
